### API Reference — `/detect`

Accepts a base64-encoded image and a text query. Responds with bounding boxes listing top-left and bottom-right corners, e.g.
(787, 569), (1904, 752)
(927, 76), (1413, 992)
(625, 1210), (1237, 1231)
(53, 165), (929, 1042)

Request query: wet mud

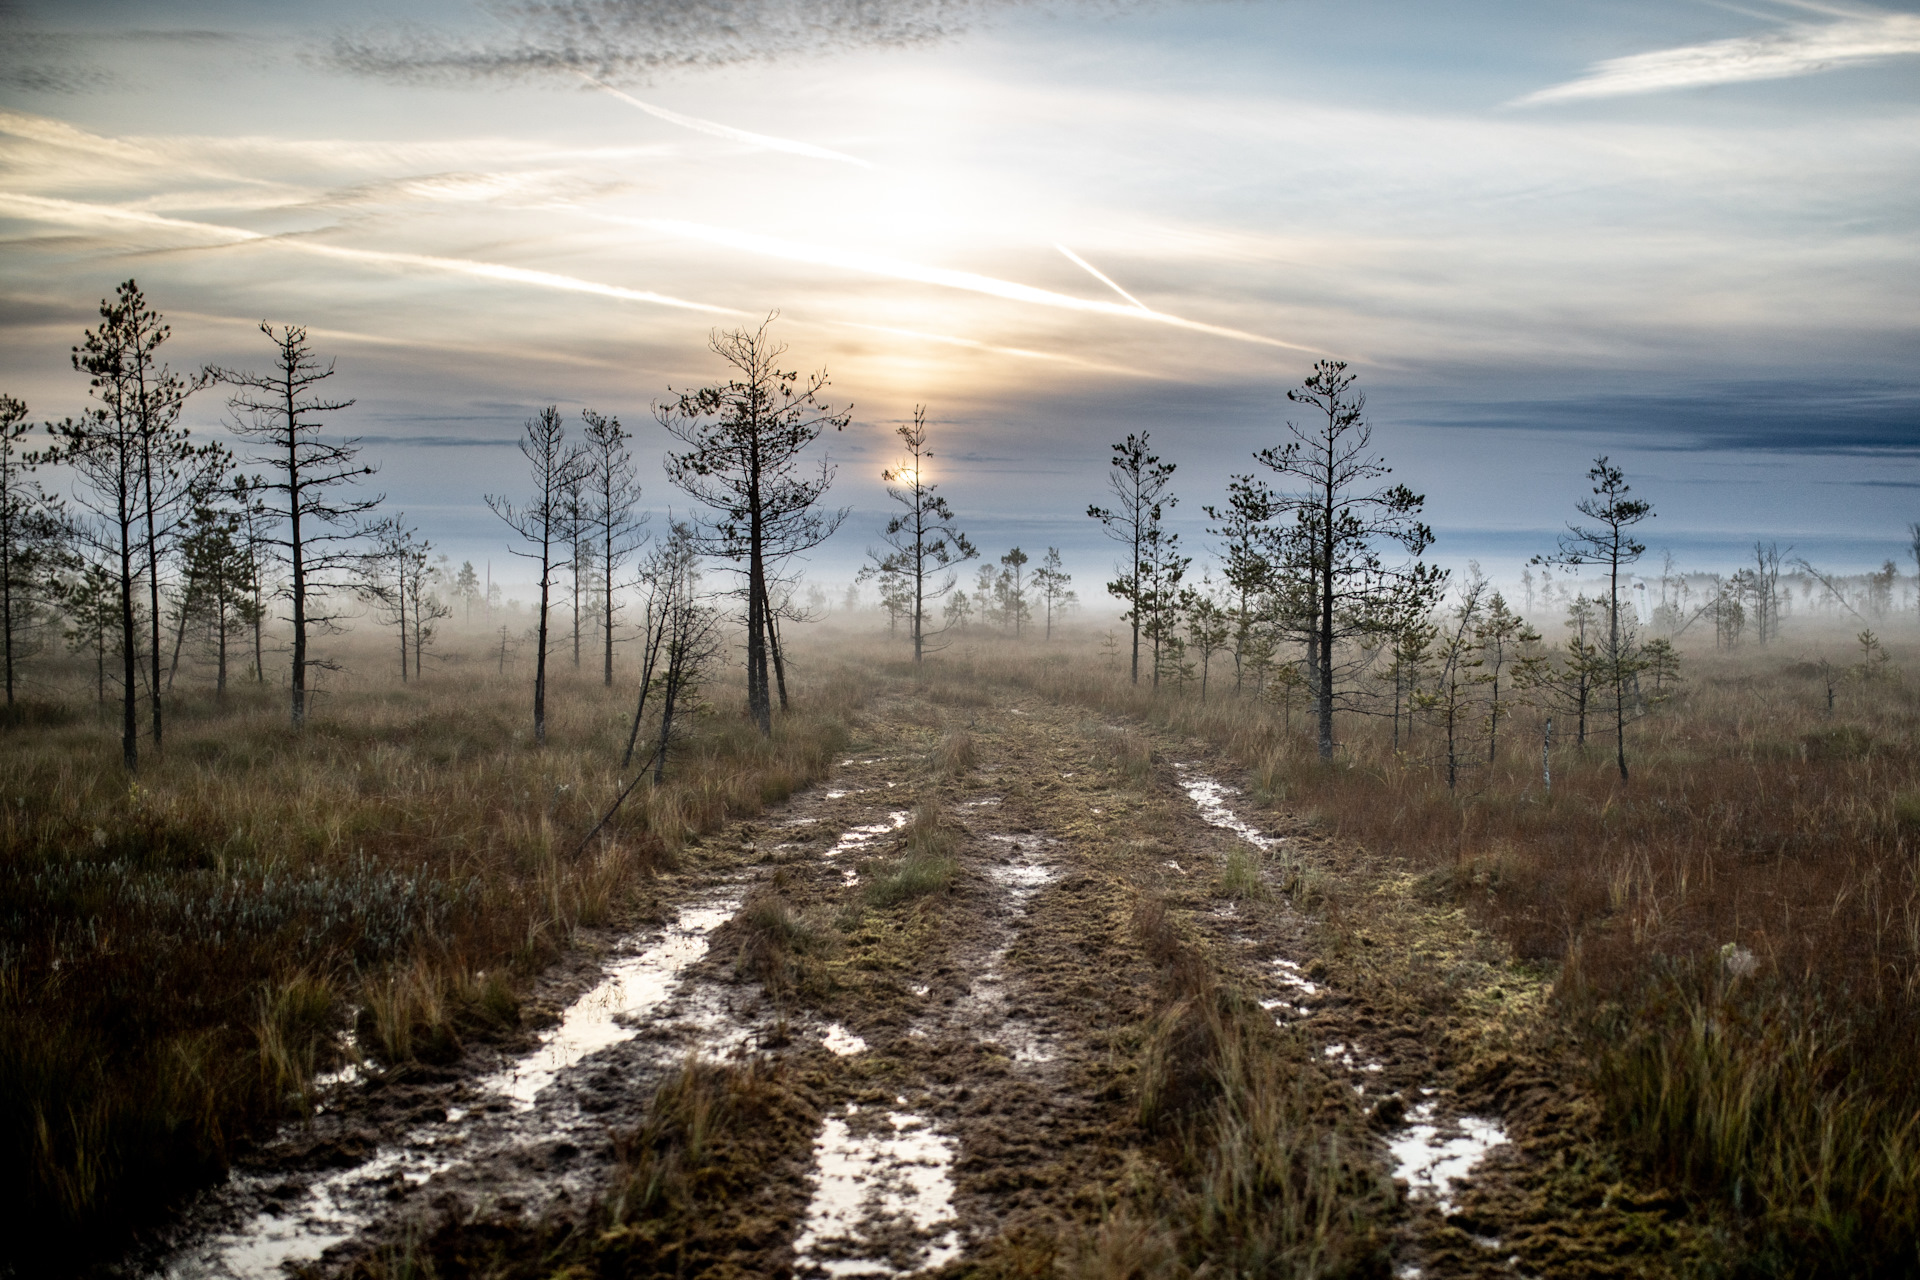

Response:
(128, 679), (1695, 1279)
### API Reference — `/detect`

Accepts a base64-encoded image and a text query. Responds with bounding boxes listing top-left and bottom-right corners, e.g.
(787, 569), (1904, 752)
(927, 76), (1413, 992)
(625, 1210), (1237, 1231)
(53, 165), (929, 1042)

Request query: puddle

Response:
(1273, 958), (1319, 995)
(932, 831), (1059, 1063)
(1388, 1102), (1509, 1215)
(792, 1106), (961, 1277)
(1176, 765), (1281, 852)
(822, 1024), (869, 1056)
(485, 900), (738, 1108)
(830, 811), (911, 859)
(962, 796), (1003, 808)
(159, 894), (748, 1278)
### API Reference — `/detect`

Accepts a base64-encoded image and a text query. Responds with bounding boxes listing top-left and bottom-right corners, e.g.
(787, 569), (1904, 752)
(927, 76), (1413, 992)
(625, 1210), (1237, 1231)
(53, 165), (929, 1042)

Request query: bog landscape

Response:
(3, 291), (1918, 1280)
(2, 3), (1916, 1278)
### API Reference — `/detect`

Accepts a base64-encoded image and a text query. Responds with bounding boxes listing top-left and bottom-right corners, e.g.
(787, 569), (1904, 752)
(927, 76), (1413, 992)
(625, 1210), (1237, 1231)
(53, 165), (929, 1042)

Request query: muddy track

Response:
(132, 676), (1641, 1280)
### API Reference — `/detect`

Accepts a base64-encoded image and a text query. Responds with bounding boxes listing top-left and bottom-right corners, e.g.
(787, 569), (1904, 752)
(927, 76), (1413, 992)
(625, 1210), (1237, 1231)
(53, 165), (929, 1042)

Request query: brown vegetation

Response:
(0, 645), (860, 1267)
(974, 627), (1920, 1274)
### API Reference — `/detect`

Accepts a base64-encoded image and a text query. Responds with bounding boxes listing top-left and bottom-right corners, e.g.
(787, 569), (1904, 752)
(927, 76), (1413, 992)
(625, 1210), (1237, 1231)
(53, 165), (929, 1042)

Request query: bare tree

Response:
(1533, 456), (1653, 781)
(69, 281), (219, 751)
(1258, 360), (1442, 760)
(579, 409), (647, 685)
(213, 324), (379, 728)
(866, 406), (975, 664)
(488, 407), (584, 745)
(1088, 433), (1177, 685)
(657, 318), (850, 734)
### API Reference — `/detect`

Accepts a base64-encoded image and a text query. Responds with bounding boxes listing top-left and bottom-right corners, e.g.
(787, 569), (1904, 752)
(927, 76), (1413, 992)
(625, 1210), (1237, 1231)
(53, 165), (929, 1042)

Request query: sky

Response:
(2, 0), (1916, 601)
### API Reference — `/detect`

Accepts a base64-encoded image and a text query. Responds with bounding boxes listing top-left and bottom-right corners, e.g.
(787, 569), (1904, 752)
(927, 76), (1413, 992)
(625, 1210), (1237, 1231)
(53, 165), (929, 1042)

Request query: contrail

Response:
(580, 74), (873, 168)
(840, 321), (1168, 379)
(1055, 244), (1148, 311)
(626, 217), (1316, 352)
(0, 193), (738, 316)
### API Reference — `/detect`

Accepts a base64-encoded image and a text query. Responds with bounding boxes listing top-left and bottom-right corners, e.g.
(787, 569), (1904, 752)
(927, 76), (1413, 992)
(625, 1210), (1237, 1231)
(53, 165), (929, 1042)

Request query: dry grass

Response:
(861, 804), (960, 907)
(1125, 891), (1392, 1275)
(0, 637), (863, 1266)
(955, 627), (1920, 1275)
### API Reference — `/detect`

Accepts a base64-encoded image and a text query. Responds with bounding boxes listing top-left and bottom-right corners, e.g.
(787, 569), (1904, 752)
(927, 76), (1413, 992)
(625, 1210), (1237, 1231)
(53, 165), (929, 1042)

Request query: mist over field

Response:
(3, 2), (1918, 1277)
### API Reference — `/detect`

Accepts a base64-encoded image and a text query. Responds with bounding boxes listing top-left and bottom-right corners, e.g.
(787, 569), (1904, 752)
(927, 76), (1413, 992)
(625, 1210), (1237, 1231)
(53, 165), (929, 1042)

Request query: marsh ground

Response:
(99, 658), (1727, 1280)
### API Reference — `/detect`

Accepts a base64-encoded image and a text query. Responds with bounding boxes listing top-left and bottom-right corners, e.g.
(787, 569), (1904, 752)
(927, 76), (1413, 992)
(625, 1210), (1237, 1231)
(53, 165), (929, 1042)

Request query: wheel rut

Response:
(136, 678), (1538, 1279)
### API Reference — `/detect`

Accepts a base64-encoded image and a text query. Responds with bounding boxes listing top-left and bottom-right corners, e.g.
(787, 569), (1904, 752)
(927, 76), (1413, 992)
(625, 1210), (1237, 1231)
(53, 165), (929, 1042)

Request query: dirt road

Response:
(139, 672), (1694, 1279)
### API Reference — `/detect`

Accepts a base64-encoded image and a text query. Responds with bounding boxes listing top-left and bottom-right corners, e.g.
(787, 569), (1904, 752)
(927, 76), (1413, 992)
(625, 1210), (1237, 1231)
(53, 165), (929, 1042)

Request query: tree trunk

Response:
(143, 457), (164, 750)
(767, 585), (790, 711)
(1130, 535), (1142, 684)
(746, 486), (770, 733)
(535, 528), (552, 745)
(289, 429), (307, 728)
(603, 524), (616, 686)
(119, 514), (138, 771)
(216, 595), (228, 696)
(166, 579), (192, 691)
(2, 520), (13, 707)
(1611, 554), (1628, 781)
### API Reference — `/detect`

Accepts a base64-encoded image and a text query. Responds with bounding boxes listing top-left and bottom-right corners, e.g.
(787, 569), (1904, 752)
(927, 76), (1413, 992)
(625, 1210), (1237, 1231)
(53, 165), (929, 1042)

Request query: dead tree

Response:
(213, 324), (379, 728)
(487, 407), (584, 745)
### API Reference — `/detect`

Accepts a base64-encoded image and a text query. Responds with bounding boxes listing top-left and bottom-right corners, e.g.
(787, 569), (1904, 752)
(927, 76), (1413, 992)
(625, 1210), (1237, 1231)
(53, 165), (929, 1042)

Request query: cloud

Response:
(0, 193), (741, 316)
(324, 0), (1010, 82)
(582, 74), (872, 166)
(322, 0), (1170, 83)
(0, 29), (238, 95)
(1517, 9), (1920, 104)
(627, 216), (1318, 351)
(1421, 381), (1920, 455)
(838, 320), (1167, 378)
(355, 434), (525, 448)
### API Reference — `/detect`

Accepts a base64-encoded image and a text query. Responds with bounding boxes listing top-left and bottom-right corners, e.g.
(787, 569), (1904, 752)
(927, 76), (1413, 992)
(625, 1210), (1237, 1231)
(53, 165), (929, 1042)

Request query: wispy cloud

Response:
(0, 193), (739, 315)
(1517, 8), (1920, 104)
(326, 0), (1008, 83)
(628, 217), (1316, 351)
(839, 321), (1167, 378)
(581, 75), (872, 167)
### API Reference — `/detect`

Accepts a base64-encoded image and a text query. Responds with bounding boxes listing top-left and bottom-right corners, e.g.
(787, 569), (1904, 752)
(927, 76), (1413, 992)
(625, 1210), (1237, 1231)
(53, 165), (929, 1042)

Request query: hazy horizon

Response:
(4, 0), (1916, 588)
